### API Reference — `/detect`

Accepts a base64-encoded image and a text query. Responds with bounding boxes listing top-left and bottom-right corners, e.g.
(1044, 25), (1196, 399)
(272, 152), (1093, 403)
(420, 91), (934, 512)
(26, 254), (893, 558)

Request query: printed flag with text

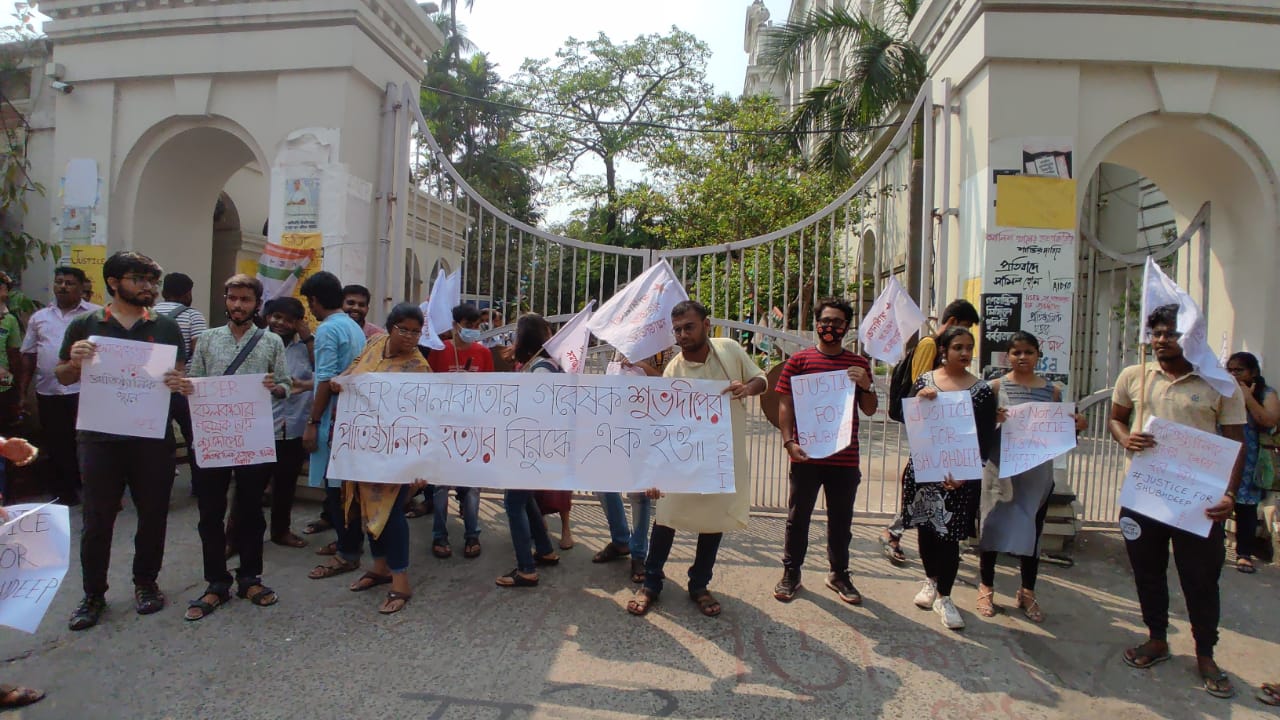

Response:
(586, 259), (688, 363)
(1139, 256), (1235, 397)
(858, 277), (927, 364)
(544, 301), (595, 374)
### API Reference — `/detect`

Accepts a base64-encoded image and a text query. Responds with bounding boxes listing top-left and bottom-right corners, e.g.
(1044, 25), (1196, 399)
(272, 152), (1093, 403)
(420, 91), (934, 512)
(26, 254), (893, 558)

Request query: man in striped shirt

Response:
(773, 297), (878, 604)
(154, 273), (208, 473)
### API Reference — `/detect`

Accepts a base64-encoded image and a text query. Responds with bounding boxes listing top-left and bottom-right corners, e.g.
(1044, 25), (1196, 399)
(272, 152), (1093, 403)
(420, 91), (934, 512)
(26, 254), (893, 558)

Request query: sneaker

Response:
(69, 595), (106, 631)
(825, 572), (862, 605)
(913, 580), (937, 609)
(773, 569), (801, 602)
(934, 596), (965, 630)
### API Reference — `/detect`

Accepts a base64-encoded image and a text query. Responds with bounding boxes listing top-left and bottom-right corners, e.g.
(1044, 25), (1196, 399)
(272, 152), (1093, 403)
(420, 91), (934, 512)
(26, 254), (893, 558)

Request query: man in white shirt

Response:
(17, 266), (100, 506)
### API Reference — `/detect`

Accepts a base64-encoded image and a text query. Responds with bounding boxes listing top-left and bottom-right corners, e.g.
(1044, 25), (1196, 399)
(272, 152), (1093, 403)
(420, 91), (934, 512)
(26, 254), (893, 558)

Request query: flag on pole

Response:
(256, 242), (314, 304)
(1139, 256), (1235, 397)
(419, 268), (460, 352)
(543, 301), (596, 374)
(857, 277), (927, 364)
(586, 259), (689, 363)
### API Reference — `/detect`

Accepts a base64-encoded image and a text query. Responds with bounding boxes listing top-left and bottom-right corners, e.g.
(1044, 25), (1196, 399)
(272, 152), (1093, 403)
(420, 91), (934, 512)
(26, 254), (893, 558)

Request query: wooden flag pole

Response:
(1137, 342), (1148, 429)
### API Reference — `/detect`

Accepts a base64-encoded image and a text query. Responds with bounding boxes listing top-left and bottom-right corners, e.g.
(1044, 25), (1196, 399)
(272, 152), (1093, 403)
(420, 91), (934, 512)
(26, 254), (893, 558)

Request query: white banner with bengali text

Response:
(77, 337), (178, 439)
(188, 375), (277, 468)
(903, 391), (983, 483)
(328, 372), (735, 493)
(1120, 416), (1240, 537)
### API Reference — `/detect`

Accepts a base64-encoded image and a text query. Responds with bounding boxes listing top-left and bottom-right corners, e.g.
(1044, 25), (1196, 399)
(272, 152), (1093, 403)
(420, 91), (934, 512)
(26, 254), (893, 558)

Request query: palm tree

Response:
(759, 1), (926, 174)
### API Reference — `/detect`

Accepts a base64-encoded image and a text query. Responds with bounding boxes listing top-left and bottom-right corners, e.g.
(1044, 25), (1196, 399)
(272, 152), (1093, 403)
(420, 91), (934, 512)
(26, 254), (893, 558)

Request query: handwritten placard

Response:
(188, 375), (277, 468)
(0, 503), (70, 633)
(328, 373), (735, 494)
(77, 336), (177, 438)
(1120, 416), (1240, 537)
(790, 369), (856, 459)
(999, 401), (1076, 476)
(903, 391), (983, 483)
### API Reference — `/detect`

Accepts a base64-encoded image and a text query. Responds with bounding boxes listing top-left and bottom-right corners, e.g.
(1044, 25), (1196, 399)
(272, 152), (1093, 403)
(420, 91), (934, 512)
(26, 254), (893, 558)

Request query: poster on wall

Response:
(283, 177), (320, 231)
(980, 293), (1020, 379)
(1022, 137), (1074, 179)
(61, 207), (92, 242)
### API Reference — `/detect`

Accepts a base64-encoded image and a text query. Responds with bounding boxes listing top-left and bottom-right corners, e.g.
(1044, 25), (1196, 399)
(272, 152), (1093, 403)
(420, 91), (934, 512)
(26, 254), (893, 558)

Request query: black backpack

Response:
(887, 346), (918, 423)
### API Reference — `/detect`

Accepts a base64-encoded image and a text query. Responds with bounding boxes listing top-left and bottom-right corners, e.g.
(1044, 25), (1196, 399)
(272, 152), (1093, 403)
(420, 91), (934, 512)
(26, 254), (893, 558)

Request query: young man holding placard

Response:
(773, 298), (877, 604)
(1108, 304), (1245, 699)
(165, 274), (291, 620)
(56, 251), (187, 631)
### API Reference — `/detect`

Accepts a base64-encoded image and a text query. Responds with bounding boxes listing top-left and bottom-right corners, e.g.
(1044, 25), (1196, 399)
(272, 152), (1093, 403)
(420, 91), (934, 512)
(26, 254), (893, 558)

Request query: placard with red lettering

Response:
(0, 503), (70, 633)
(998, 401), (1076, 476)
(790, 369), (856, 459)
(1120, 416), (1240, 537)
(78, 336), (178, 438)
(188, 375), (277, 468)
(903, 391), (983, 483)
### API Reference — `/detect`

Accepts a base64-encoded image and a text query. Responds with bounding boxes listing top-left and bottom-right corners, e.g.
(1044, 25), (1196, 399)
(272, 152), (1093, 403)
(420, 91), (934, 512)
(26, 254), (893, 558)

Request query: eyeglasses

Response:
(122, 274), (159, 288)
(1150, 330), (1182, 340)
(392, 325), (422, 338)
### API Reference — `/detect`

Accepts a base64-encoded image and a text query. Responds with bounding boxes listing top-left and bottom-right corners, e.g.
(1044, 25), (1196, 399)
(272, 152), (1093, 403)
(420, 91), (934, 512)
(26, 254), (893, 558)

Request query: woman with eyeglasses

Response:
(324, 303), (432, 614)
(1224, 352), (1279, 574)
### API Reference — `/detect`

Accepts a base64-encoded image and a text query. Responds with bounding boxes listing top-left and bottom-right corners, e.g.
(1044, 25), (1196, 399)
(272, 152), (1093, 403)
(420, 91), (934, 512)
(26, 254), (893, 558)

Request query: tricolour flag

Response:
(257, 242), (314, 304)
(543, 301), (595, 374)
(1139, 256), (1235, 397)
(857, 277), (927, 364)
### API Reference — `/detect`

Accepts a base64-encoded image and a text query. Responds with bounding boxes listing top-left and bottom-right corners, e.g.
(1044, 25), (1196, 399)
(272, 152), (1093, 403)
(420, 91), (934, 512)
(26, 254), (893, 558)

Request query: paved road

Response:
(2, 473), (1277, 719)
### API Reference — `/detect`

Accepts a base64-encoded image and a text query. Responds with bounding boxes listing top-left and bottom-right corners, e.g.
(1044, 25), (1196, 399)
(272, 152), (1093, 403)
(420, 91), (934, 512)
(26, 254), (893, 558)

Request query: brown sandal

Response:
(349, 572), (392, 592)
(308, 558), (359, 579)
(1016, 588), (1045, 623)
(0, 684), (44, 709)
(272, 532), (308, 548)
(379, 591), (411, 615)
(690, 589), (721, 617)
(627, 588), (659, 616)
(315, 541), (337, 556)
(976, 584), (997, 617)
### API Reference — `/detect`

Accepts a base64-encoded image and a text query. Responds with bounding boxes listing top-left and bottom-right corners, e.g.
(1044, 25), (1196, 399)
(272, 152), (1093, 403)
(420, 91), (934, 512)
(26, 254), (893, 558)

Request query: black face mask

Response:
(818, 326), (847, 345)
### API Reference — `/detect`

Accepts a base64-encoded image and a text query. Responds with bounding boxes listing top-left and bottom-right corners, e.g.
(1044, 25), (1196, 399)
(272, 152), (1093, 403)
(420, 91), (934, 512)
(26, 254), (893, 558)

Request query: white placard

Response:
(606, 361), (647, 377)
(790, 369), (856, 459)
(0, 503), (70, 633)
(188, 375), (277, 468)
(999, 401), (1076, 476)
(1120, 416), (1240, 537)
(586, 260), (688, 364)
(328, 373), (735, 493)
(903, 391), (983, 483)
(77, 337), (178, 439)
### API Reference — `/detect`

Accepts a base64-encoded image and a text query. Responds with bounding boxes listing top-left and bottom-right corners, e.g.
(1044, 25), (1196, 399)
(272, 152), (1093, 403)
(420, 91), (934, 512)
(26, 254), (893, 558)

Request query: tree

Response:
(513, 28), (713, 238)
(759, 1), (926, 174)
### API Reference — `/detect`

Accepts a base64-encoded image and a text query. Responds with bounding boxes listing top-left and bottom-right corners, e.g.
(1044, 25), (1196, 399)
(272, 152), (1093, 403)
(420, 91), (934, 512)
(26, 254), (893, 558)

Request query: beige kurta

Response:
(655, 337), (767, 533)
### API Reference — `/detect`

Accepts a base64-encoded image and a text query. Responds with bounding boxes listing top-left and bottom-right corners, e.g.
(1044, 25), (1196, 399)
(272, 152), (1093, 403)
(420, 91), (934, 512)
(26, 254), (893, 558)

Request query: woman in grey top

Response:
(978, 331), (1084, 622)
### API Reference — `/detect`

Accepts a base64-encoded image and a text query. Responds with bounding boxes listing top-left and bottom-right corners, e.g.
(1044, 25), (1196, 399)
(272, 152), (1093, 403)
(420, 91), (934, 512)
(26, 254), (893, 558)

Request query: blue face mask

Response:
(458, 327), (482, 344)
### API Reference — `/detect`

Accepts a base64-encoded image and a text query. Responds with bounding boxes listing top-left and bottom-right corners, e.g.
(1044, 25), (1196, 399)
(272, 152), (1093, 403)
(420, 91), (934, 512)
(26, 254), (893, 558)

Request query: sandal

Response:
(1257, 682), (1280, 706)
(379, 591), (412, 615)
(405, 500), (430, 519)
(533, 552), (560, 567)
(1202, 668), (1236, 699)
(464, 539), (482, 559)
(627, 588), (659, 616)
(350, 572), (393, 592)
(185, 582), (232, 621)
(302, 517), (331, 535)
(0, 684), (44, 709)
(308, 557), (359, 579)
(135, 584), (166, 615)
(630, 558), (646, 584)
(880, 534), (906, 565)
(1237, 557), (1257, 574)
(236, 580), (279, 607)
(315, 541), (337, 556)
(495, 570), (539, 588)
(1016, 588), (1045, 623)
(432, 542), (453, 559)
(690, 589), (722, 617)
(1122, 641), (1171, 669)
(593, 543), (629, 564)
(976, 585), (997, 617)
(272, 532), (308, 548)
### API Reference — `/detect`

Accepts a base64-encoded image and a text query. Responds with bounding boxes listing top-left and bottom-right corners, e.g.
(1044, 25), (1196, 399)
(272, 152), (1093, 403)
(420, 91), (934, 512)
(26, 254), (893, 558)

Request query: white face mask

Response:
(458, 327), (482, 344)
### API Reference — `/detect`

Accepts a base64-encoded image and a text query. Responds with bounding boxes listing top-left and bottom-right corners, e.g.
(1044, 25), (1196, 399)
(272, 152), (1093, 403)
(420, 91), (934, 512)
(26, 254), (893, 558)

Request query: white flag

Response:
(857, 277), (927, 364)
(1139, 256), (1235, 397)
(544, 302), (595, 374)
(419, 268), (461, 352)
(587, 259), (689, 363)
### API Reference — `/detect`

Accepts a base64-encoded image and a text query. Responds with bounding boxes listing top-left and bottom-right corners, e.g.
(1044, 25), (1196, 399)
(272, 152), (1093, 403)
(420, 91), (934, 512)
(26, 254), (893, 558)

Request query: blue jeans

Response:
(504, 490), (554, 574)
(597, 492), (652, 559)
(432, 486), (480, 544)
(325, 485), (364, 564)
(369, 486), (411, 573)
(643, 523), (723, 595)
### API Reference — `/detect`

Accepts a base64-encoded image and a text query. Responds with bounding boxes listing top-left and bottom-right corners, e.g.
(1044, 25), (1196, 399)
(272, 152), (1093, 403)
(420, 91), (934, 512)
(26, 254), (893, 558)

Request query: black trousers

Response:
(78, 439), (175, 596)
(643, 524), (723, 595)
(918, 526), (961, 596)
(782, 462), (860, 574)
(979, 499), (1051, 590)
(1121, 508), (1225, 658)
(37, 393), (81, 504)
(195, 463), (272, 584)
(170, 393), (196, 471)
(1235, 503), (1260, 559)
(271, 438), (306, 538)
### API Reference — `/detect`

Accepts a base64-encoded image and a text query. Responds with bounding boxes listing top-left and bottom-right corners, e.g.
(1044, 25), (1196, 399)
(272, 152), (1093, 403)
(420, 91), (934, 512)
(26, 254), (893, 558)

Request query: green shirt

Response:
(60, 305), (187, 442)
(188, 324), (291, 396)
(0, 313), (21, 390)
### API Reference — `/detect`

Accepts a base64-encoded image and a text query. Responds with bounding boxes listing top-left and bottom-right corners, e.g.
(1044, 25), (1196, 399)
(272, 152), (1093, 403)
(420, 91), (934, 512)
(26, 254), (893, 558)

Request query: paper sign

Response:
(62, 206), (92, 242)
(902, 391), (983, 483)
(0, 503), (70, 633)
(790, 369), (857, 459)
(1120, 416), (1240, 537)
(77, 337), (177, 438)
(328, 373), (735, 494)
(188, 375), (277, 468)
(69, 245), (106, 284)
(606, 361), (647, 377)
(586, 260), (688, 364)
(64, 158), (98, 207)
(994, 176), (1077, 230)
(858, 277), (926, 364)
(999, 401), (1076, 476)
(283, 177), (320, 231)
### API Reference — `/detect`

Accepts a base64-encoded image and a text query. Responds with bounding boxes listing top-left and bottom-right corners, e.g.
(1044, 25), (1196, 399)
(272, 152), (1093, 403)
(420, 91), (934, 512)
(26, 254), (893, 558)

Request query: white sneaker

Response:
(913, 580), (937, 609)
(934, 596), (965, 630)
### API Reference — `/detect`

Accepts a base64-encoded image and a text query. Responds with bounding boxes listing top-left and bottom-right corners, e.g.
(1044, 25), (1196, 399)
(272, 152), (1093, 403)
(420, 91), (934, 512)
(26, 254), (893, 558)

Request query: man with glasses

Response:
(56, 252), (187, 630)
(773, 298), (878, 604)
(18, 266), (100, 506)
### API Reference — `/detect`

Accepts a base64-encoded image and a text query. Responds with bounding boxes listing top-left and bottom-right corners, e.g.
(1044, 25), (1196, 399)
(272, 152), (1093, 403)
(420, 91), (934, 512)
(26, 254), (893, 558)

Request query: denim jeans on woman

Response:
(504, 489), (554, 574)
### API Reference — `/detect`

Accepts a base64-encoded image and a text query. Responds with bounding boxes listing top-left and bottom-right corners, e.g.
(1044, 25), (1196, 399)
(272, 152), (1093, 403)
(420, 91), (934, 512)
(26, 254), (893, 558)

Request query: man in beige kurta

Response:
(627, 300), (766, 618)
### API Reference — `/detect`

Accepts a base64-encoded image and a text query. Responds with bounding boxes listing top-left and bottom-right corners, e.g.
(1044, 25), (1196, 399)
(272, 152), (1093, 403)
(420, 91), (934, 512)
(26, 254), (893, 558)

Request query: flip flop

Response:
(302, 518), (331, 535)
(1257, 683), (1280, 706)
(495, 570), (539, 588)
(1122, 643), (1171, 670)
(1237, 558), (1257, 574)
(1203, 669), (1236, 699)
(349, 572), (393, 592)
(0, 684), (44, 709)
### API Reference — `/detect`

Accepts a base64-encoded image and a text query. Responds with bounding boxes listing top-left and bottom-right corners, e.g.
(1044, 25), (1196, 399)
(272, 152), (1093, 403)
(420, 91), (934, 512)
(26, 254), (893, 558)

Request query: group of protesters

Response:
(0, 248), (1274, 709)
